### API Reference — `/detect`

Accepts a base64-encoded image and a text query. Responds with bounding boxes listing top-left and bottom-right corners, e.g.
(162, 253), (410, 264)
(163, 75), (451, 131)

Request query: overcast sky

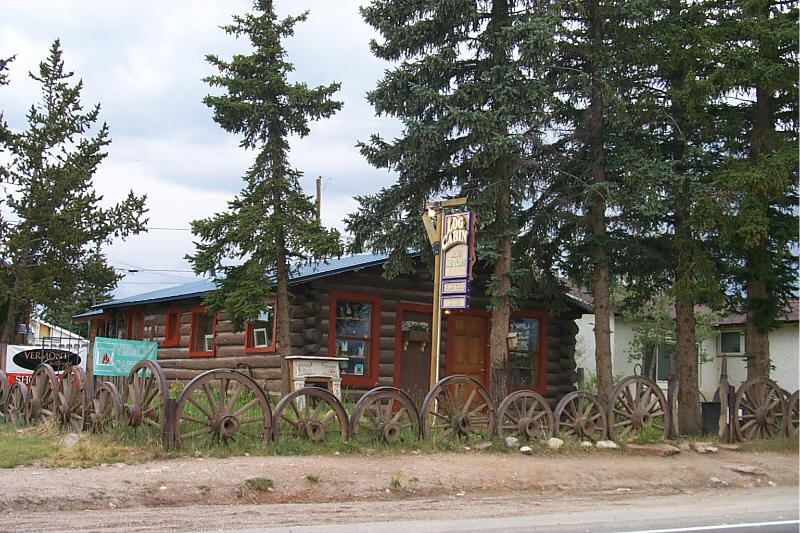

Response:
(0, 1), (401, 299)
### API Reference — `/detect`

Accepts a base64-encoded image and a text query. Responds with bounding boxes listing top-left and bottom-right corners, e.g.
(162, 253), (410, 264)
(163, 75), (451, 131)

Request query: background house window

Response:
(643, 344), (672, 382)
(164, 310), (181, 347)
(329, 292), (380, 387)
(720, 330), (744, 355)
(189, 309), (215, 356)
(245, 302), (276, 353)
(508, 316), (542, 388)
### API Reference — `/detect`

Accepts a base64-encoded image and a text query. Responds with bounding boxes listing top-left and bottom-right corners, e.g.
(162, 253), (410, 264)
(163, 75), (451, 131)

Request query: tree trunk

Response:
(745, 38), (775, 380)
(745, 277), (770, 378)
(488, 173), (512, 407)
(586, 0), (613, 406)
(276, 242), (291, 397)
(486, 0), (512, 407)
(675, 206), (701, 435)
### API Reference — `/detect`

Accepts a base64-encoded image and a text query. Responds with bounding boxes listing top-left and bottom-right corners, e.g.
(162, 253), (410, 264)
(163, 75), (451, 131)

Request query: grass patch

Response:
(389, 470), (404, 489)
(305, 474), (320, 483)
(244, 477), (273, 491)
(633, 425), (664, 445)
(738, 435), (798, 453)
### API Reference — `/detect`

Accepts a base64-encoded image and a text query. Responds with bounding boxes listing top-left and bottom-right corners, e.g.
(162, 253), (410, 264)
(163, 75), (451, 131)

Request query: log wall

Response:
(87, 263), (582, 405)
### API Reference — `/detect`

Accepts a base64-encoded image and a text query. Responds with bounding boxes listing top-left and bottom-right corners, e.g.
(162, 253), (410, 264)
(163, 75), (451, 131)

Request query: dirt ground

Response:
(0, 447), (796, 531)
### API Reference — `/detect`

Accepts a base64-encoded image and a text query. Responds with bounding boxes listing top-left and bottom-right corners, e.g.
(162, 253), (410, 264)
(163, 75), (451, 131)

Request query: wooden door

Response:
(446, 313), (488, 387)
(394, 305), (432, 407)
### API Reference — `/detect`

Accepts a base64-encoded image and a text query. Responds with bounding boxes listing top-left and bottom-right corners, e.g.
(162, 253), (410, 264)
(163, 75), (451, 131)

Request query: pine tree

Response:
(188, 0), (343, 394)
(0, 40), (147, 341)
(348, 0), (561, 403)
(713, 0), (798, 380)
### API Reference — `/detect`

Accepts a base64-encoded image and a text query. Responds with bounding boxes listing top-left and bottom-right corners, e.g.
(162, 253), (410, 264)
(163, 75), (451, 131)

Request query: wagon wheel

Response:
(89, 382), (123, 433)
(25, 364), (58, 424)
(554, 391), (607, 441)
(420, 375), (496, 440)
(122, 359), (169, 440)
(272, 387), (349, 442)
(0, 370), (8, 423)
(496, 390), (554, 440)
(783, 390), (799, 437)
(174, 369), (272, 449)
(733, 376), (786, 441)
(56, 366), (92, 432)
(349, 387), (420, 443)
(606, 375), (669, 441)
(5, 382), (28, 425)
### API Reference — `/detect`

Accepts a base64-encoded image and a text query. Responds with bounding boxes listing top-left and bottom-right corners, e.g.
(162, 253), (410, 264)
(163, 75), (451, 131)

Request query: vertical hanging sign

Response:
(440, 211), (476, 309)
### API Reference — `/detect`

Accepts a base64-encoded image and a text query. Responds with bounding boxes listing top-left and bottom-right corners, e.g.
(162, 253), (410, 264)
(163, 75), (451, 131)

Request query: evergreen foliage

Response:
(348, 0), (563, 401)
(188, 0), (343, 391)
(0, 40), (147, 340)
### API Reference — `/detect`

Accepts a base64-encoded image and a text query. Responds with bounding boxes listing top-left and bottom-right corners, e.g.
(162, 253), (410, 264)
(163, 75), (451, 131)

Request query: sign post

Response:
(421, 198), (472, 392)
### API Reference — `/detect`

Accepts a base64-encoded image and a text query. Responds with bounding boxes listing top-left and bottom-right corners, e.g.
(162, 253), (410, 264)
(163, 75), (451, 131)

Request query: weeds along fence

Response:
(0, 361), (797, 452)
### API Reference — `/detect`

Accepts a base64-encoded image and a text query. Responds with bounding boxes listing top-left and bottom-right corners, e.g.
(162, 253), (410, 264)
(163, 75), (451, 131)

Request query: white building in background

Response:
(575, 300), (799, 399)
(23, 316), (88, 351)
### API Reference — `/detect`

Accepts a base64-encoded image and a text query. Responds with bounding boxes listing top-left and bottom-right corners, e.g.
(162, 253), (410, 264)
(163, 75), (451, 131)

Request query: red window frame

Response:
(163, 309), (181, 347)
(507, 310), (548, 395)
(188, 307), (216, 357)
(244, 299), (277, 354)
(328, 291), (381, 388)
(125, 309), (144, 341)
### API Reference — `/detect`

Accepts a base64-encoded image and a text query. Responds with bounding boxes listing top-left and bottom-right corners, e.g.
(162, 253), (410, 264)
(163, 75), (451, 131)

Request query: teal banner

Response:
(92, 337), (157, 377)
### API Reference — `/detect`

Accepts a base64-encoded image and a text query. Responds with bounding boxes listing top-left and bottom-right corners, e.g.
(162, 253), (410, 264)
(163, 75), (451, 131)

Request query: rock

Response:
(474, 441), (492, 451)
(581, 441), (593, 448)
(505, 436), (520, 449)
(694, 443), (718, 454)
(627, 443), (681, 457)
(519, 446), (533, 455)
(678, 441), (691, 450)
(730, 465), (767, 476)
(547, 437), (564, 449)
(596, 440), (618, 449)
(710, 477), (728, 486)
(61, 433), (80, 449)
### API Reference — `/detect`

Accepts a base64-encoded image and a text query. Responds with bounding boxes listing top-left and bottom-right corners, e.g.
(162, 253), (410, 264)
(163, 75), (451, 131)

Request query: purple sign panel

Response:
(440, 211), (475, 309)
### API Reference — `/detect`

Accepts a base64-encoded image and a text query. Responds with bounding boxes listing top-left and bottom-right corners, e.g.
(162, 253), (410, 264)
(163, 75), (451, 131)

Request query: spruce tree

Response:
(348, 0), (561, 403)
(0, 40), (147, 341)
(713, 0), (798, 379)
(188, 1), (343, 394)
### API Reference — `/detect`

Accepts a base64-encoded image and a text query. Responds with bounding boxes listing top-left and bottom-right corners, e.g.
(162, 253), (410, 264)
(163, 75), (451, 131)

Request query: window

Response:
(125, 310), (144, 340)
(720, 330), (744, 355)
(189, 308), (216, 357)
(164, 309), (181, 347)
(508, 313), (546, 392)
(245, 301), (276, 353)
(329, 292), (380, 387)
(643, 344), (673, 382)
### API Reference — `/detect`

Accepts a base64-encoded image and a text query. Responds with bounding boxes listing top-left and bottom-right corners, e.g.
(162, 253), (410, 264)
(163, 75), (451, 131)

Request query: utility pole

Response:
(315, 176), (322, 222)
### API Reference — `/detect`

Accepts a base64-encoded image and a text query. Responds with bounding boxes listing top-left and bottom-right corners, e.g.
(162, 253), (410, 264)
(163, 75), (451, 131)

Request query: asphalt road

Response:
(220, 487), (799, 533)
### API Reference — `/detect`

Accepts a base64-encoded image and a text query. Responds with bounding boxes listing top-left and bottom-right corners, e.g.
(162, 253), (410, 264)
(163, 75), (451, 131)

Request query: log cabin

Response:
(73, 253), (591, 406)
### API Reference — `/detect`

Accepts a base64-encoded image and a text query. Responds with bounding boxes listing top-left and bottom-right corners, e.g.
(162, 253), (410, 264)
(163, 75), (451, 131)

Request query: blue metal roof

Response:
(93, 253), (392, 310)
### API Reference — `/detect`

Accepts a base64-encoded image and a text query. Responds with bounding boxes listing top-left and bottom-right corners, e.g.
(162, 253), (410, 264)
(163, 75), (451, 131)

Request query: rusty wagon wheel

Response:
(122, 359), (169, 440)
(89, 382), (123, 433)
(0, 370), (8, 423)
(733, 376), (787, 441)
(420, 375), (496, 441)
(783, 390), (799, 437)
(25, 364), (58, 424)
(349, 387), (420, 443)
(272, 386), (349, 442)
(606, 375), (669, 441)
(174, 369), (272, 449)
(5, 382), (28, 425)
(554, 391), (607, 441)
(496, 390), (554, 440)
(56, 366), (92, 432)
